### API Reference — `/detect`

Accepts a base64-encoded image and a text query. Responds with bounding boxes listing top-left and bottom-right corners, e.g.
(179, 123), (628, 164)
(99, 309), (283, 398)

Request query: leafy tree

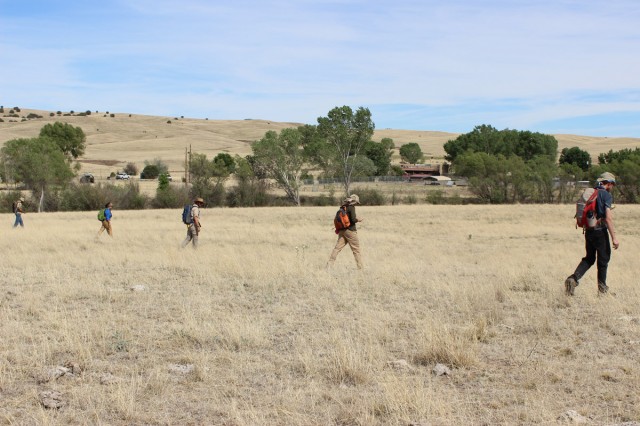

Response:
(444, 124), (557, 162)
(252, 128), (307, 206)
(598, 147), (640, 165)
(227, 155), (270, 207)
(0, 137), (75, 211)
(212, 153), (236, 174)
(140, 164), (160, 179)
(300, 124), (336, 178)
(188, 153), (231, 206)
(454, 152), (529, 203)
(364, 140), (393, 176)
(399, 142), (424, 164)
(316, 106), (375, 195)
(592, 148), (640, 203)
(559, 147), (591, 171)
(145, 158), (168, 174)
(39, 122), (86, 159)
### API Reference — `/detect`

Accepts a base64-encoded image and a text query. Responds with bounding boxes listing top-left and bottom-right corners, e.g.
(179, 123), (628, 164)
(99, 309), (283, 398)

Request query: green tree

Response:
(0, 137), (75, 211)
(300, 124), (335, 178)
(598, 147), (640, 165)
(364, 140), (393, 176)
(559, 147), (591, 171)
(444, 125), (557, 162)
(39, 122), (86, 159)
(399, 142), (424, 164)
(143, 158), (168, 176)
(252, 128), (307, 206)
(140, 164), (160, 179)
(188, 153), (231, 206)
(316, 106), (375, 195)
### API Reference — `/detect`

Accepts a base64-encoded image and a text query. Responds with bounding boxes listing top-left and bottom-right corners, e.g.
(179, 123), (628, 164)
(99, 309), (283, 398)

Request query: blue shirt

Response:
(595, 184), (612, 220)
(104, 208), (112, 221)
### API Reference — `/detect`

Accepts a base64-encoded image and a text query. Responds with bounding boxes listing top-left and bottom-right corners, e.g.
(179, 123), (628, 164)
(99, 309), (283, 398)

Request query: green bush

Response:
(140, 164), (160, 179)
(226, 181), (271, 207)
(58, 182), (148, 211)
(153, 184), (190, 209)
(350, 187), (386, 205)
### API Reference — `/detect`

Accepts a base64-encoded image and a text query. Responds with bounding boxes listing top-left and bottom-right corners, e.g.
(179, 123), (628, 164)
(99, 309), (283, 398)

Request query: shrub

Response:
(226, 180), (271, 207)
(123, 162), (138, 176)
(110, 113), (115, 118)
(140, 164), (160, 179)
(152, 184), (190, 209)
(349, 187), (386, 205)
(49, 112), (55, 117)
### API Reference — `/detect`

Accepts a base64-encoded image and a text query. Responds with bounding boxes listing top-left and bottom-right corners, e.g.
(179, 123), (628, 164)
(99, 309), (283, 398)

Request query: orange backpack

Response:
(334, 205), (351, 233)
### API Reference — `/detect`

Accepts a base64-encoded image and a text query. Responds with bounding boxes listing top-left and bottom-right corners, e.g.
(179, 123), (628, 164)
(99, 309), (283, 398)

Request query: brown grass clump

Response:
(1, 204), (639, 424)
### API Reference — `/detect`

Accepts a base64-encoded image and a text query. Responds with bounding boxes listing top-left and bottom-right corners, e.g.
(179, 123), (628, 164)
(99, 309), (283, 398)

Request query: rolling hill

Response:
(1, 108), (639, 178)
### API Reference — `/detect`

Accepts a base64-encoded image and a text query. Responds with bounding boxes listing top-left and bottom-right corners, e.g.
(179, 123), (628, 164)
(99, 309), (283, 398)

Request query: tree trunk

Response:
(39, 187), (45, 213)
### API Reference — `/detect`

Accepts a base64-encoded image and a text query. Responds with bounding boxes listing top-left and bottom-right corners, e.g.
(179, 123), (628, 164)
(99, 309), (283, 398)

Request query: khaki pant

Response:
(328, 229), (363, 269)
(181, 224), (199, 248)
(97, 220), (112, 237)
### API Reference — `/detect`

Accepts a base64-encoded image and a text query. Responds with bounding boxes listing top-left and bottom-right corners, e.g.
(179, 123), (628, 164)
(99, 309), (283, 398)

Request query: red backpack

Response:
(575, 188), (599, 229)
(334, 205), (351, 233)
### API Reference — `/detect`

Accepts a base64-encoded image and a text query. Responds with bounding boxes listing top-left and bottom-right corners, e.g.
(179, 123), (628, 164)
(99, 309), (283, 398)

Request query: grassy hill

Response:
(1, 108), (639, 179)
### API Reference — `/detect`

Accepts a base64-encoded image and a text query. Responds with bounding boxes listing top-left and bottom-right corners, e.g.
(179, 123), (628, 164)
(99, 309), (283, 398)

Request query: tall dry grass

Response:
(1, 204), (639, 425)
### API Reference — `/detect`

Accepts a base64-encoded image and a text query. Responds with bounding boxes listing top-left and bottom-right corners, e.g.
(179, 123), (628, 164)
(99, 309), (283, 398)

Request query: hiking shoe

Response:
(598, 282), (609, 295)
(564, 276), (578, 296)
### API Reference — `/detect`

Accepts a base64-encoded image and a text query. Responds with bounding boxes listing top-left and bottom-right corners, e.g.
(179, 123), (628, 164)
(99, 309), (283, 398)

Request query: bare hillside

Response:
(1, 108), (638, 177)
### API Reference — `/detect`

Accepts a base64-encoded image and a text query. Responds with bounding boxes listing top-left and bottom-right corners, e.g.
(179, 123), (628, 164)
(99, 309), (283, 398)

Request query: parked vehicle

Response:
(115, 173), (130, 180)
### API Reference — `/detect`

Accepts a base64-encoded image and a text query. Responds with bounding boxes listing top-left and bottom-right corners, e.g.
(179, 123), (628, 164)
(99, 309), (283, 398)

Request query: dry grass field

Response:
(1, 204), (639, 425)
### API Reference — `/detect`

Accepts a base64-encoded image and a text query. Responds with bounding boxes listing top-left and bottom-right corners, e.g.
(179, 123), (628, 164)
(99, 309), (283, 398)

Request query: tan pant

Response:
(181, 224), (199, 248)
(97, 220), (112, 237)
(328, 229), (363, 269)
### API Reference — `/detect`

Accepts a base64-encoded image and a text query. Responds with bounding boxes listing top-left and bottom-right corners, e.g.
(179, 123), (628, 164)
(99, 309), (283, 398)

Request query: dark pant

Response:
(572, 228), (611, 286)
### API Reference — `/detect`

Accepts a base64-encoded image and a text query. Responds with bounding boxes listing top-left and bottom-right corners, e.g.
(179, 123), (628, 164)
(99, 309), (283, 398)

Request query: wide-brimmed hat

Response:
(194, 197), (205, 204)
(597, 172), (616, 184)
(349, 194), (360, 205)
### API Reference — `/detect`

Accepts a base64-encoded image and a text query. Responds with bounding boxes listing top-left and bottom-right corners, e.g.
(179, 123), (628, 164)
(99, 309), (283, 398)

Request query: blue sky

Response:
(2, 0), (640, 137)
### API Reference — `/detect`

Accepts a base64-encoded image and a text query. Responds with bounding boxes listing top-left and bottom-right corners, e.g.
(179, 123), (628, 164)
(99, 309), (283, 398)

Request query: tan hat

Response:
(194, 197), (205, 204)
(597, 172), (616, 184)
(349, 194), (360, 205)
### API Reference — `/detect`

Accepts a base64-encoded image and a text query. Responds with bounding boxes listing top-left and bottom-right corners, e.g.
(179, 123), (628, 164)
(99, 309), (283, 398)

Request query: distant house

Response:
(401, 163), (449, 181)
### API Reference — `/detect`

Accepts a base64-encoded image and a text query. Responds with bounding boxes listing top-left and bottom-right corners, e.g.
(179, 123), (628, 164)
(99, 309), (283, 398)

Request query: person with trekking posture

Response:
(13, 197), (25, 228)
(181, 197), (205, 249)
(327, 194), (364, 270)
(97, 202), (114, 238)
(565, 172), (619, 296)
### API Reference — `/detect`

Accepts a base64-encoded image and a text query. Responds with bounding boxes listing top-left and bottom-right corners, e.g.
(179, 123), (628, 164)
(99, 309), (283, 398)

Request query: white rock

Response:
(432, 363), (451, 376)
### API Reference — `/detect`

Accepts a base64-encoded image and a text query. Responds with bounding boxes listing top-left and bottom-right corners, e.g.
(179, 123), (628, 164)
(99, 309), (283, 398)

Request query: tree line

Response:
(2, 109), (640, 210)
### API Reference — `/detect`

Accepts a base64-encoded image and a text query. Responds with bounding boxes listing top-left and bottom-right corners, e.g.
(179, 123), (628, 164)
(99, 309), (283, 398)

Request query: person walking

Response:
(327, 194), (364, 270)
(13, 197), (25, 228)
(181, 197), (204, 249)
(97, 202), (114, 238)
(565, 172), (619, 296)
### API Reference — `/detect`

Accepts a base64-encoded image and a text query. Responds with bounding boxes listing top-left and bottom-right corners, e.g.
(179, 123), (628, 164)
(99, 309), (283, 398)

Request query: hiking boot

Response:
(564, 276), (578, 296)
(598, 282), (609, 295)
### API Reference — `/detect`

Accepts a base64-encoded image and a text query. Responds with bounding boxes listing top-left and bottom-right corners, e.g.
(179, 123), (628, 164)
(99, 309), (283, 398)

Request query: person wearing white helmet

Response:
(565, 172), (619, 295)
